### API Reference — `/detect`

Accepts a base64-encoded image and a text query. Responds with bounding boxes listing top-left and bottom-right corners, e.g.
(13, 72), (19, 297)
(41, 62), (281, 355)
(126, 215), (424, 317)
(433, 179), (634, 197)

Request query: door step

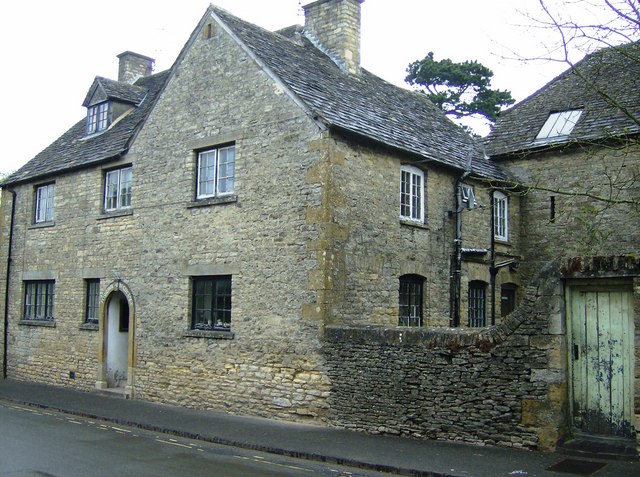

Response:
(560, 433), (638, 461)
(94, 387), (131, 399)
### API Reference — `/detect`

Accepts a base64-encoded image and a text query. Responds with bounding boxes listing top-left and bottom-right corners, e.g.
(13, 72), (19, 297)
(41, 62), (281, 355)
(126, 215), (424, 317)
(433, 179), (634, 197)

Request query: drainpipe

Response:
(449, 149), (474, 327)
(3, 190), (16, 379)
(489, 190), (496, 326)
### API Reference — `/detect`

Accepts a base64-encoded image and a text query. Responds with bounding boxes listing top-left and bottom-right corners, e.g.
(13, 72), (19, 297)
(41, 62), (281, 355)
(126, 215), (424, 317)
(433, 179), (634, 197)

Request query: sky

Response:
(0, 0), (578, 176)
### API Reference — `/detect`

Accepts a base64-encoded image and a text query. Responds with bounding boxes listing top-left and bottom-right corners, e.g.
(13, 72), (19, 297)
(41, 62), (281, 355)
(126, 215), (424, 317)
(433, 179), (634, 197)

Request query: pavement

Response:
(1, 378), (639, 477)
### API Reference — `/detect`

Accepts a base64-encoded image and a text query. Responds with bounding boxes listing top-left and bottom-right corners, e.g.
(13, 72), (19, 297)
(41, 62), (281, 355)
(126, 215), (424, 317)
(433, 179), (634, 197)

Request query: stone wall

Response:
(322, 266), (568, 451)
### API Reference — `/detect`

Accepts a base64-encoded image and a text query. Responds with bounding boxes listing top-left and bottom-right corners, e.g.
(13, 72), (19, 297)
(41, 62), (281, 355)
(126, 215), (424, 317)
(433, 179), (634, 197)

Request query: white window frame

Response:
(34, 183), (55, 223)
(493, 191), (508, 241)
(400, 165), (425, 223)
(87, 102), (110, 135)
(104, 166), (132, 211)
(197, 144), (235, 200)
(536, 110), (583, 140)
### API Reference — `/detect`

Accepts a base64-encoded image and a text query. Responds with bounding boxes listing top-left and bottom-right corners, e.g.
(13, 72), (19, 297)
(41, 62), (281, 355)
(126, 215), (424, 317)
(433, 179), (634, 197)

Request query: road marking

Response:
(233, 455), (312, 472)
(155, 438), (193, 449)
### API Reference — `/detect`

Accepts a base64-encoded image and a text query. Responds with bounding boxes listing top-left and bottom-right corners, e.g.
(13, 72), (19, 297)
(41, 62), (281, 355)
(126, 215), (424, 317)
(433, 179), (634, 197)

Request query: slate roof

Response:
(3, 72), (169, 186)
(4, 4), (506, 187)
(82, 77), (148, 107)
(485, 41), (640, 157)
(212, 6), (505, 179)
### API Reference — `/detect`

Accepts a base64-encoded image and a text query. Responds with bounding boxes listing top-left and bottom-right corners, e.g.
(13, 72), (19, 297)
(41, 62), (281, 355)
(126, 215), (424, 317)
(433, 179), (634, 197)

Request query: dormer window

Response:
(87, 102), (110, 135)
(536, 110), (583, 141)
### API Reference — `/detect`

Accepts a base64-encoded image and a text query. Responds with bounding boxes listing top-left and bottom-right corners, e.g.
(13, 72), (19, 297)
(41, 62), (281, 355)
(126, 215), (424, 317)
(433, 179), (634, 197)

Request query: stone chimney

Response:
(117, 51), (155, 84)
(303, 0), (364, 74)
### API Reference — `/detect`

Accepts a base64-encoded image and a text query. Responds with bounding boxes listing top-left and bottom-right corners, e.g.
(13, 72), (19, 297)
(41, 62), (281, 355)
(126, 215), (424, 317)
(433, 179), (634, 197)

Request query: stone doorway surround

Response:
(95, 279), (136, 398)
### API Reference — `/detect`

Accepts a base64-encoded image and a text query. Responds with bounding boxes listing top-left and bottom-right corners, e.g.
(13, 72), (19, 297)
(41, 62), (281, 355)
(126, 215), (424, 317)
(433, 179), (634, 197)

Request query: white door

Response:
(567, 283), (634, 437)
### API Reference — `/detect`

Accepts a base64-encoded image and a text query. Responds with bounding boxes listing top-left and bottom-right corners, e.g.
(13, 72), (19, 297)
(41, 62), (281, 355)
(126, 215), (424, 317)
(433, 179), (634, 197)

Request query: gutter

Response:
(3, 189), (16, 379)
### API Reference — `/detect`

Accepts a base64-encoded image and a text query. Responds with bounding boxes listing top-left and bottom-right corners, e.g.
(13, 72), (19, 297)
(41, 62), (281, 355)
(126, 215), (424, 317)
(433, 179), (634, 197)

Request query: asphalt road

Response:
(0, 401), (388, 477)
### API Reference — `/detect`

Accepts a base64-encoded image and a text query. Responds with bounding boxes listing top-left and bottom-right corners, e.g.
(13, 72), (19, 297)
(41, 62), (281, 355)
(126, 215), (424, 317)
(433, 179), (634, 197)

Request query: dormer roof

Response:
(82, 76), (148, 108)
(3, 72), (168, 186)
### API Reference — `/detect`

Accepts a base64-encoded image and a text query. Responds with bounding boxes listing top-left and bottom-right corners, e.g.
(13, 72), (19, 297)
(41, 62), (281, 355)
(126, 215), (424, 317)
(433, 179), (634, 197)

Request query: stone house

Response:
(0, 0), (637, 453)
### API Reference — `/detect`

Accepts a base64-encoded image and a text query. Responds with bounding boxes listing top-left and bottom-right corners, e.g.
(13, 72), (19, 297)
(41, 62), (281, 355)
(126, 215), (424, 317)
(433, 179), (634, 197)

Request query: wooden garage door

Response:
(567, 283), (634, 438)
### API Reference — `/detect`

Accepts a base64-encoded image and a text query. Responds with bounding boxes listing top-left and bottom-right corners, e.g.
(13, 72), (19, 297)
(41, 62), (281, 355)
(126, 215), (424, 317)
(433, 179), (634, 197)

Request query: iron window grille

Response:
(85, 279), (100, 324)
(468, 280), (487, 327)
(399, 275), (424, 327)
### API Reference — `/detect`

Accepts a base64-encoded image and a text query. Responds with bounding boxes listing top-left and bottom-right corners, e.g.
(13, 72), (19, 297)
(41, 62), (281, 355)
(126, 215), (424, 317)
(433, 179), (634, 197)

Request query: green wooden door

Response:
(568, 284), (634, 437)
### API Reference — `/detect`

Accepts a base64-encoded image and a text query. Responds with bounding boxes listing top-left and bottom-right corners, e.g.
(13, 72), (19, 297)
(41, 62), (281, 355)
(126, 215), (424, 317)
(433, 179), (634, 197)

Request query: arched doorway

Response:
(105, 291), (129, 388)
(96, 281), (135, 396)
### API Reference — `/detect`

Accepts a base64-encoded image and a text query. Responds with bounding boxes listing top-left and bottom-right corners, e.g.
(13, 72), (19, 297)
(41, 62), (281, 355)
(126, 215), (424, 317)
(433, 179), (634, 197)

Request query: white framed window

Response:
(104, 166), (132, 211)
(197, 144), (235, 199)
(536, 110), (583, 140)
(87, 102), (110, 135)
(400, 165), (424, 222)
(34, 183), (55, 223)
(493, 191), (508, 241)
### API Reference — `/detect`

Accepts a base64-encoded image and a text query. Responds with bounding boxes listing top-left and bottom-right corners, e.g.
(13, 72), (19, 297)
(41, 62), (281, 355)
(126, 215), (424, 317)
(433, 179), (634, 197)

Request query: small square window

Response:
(23, 281), (55, 322)
(191, 276), (232, 331)
(104, 166), (132, 211)
(197, 144), (235, 200)
(34, 183), (55, 223)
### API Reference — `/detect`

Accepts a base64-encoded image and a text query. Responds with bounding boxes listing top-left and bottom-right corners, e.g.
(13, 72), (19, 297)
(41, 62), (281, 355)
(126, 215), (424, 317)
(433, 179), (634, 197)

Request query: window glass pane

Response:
(536, 110), (583, 139)
(197, 151), (216, 198)
(217, 146), (235, 195)
(120, 168), (132, 208)
(97, 103), (109, 131)
(105, 171), (119, 210)
(87, 107), (98, 134)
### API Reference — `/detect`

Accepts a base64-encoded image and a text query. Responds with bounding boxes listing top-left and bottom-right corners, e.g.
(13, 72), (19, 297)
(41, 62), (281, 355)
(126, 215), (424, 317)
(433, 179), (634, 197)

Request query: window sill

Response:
(97, 209), (134, 220)
(80, 322), (99, 331)
(400, 219), (428, 230)
(187, 195), (238, 209)
(19, 319), (56, 328)
(183, 330), (235, 340)
(494, 238), (511, 246)
(28, 221), (55, 230)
